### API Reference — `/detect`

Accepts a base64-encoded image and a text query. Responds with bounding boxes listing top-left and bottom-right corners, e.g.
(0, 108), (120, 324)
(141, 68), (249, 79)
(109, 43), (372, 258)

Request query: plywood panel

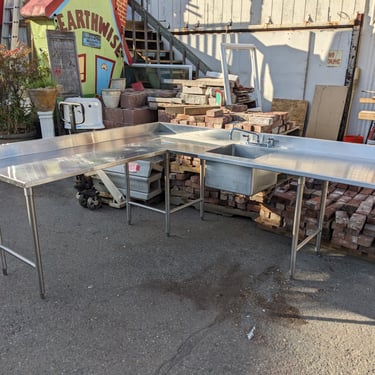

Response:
(271, 98), (309, 131)
(306, 85), (348, 140)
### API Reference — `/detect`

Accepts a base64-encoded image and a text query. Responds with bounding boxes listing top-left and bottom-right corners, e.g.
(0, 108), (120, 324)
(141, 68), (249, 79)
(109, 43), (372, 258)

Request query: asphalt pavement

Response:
(0, 178), (374, 374)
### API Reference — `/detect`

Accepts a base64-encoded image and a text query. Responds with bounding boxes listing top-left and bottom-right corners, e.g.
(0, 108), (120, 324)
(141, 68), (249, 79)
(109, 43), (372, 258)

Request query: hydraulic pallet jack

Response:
(59, 99), (127, 210)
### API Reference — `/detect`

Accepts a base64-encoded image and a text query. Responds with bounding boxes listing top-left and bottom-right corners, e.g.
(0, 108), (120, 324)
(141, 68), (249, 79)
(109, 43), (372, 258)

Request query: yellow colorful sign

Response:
(22, 0), (131, 96)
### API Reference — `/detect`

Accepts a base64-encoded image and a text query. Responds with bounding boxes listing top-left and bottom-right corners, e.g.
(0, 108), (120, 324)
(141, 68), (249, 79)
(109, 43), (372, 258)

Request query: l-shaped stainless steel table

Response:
(1, 122), (375, 298)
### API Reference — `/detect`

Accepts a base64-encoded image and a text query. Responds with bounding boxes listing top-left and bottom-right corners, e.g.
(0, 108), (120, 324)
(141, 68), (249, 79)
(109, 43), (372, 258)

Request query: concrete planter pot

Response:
(28, 88), (58, 112)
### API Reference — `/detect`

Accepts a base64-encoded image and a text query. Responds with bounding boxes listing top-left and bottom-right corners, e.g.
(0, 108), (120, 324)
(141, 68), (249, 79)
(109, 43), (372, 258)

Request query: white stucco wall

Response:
(132, 0), (375, 137)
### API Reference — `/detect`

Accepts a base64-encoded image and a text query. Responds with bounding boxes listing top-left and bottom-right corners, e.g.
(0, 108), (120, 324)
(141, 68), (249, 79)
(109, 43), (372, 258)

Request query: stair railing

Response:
(127, 0), (212, 76)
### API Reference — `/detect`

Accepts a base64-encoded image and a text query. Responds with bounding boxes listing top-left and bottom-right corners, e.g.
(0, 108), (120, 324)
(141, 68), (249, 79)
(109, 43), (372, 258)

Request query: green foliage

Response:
(0, 43), (56, 135)
(0, 43), (35, 134)
(26, 49), (57, 89)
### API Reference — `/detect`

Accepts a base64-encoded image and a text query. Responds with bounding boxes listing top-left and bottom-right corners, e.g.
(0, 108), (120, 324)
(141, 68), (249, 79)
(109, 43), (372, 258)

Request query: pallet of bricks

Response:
(169, 154), (268, 215)
(162, 107), (297, 135)
(256, 177), (375, 258)
(154, 75), (298, 133)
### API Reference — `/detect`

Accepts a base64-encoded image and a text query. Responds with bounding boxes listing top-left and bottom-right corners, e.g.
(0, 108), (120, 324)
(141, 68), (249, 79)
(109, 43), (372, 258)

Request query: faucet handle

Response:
(242, 134), (250, 144)
(265, 137), (278, 147)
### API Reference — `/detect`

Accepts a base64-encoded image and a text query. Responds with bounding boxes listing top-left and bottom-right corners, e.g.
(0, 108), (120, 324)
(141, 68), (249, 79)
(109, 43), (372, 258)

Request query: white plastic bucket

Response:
(102, 89), (122, 108)
(110, 78), (126, 90)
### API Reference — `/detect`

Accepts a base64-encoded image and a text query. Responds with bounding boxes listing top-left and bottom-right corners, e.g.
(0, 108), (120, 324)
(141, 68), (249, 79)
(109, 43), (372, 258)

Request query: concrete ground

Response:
(0, 179), (374, 375)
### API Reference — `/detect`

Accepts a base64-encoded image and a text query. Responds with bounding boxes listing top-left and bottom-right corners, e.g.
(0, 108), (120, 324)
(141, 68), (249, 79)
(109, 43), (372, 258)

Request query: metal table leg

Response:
(0, 228), (8, 275)
(290, 176), (305, 278)
(24, 187), (46, 299)
(289, 178), (330, 278)
(164, 151), (171, 236)
(315, 180), (329, 255)
(125, 162), (132, 225)
(199, 160), (205, 220)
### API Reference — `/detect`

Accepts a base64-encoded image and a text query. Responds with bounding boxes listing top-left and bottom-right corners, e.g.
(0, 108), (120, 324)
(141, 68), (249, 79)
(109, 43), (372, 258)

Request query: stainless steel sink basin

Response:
(207, 143), (269, 159)
(204, 143), (278, 195)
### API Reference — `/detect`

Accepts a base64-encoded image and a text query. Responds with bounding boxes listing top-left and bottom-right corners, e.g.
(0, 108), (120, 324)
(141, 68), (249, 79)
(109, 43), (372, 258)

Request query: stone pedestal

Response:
(38, 111), (55, 138)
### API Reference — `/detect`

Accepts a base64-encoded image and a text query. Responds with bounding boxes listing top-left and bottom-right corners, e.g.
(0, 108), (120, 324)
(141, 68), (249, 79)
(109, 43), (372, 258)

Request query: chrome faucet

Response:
(229, 127), (278, 148)
(229, 127), (260, 144)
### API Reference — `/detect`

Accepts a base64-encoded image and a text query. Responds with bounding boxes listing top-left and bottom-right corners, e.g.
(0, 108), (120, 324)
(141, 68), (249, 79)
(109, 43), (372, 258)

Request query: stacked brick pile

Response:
(160, 107), (297, 134)
(169, 155), (268, 213)
(162, 77), (254, 107)
(102, 88), (176, 128)
(170, 108), (232, 129)
(230, 111), (295, 134)
(169, 155), (200, 204)
(256, 178), (375, 257)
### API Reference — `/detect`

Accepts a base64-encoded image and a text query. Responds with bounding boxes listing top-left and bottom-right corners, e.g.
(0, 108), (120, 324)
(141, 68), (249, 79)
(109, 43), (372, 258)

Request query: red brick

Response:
(357, 234), (374, 247)
(103, 120), (115, 128)
(205, 197), (220, 205)
(120, 91), (147, 109)
(190, 175), (200, 183)
(123, 107), (157, 125)
(324, 202), (344, 220)
(332, 229), (345, 240)
(103, 107), (124, 123)
(331, 222), (347, 232)
(158, 110), (176, 122)
(363, 223), (375, 237)
(305, 196), (321, 210)
(175, 173), (189, 181)
(206, 109), (223, 117)
(330, 236), (358, 250)
(356, 200), (374, 216)
(342, 199), (362, 215)
(348, 212), (367, 232)
(360, 188), (374, 195)
(230, 104), (248, 112)
(358, 246), (375, 256)
(335, 210), (349, 225)
(344, 190), (358, 198)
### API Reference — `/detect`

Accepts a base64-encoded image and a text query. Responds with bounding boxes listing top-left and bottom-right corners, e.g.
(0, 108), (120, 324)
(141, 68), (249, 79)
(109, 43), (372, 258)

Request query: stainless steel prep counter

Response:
(1, 122), (375, 298)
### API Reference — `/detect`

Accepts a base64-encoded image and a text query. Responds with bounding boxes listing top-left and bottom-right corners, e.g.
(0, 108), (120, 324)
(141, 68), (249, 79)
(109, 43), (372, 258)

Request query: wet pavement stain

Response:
(142, 261), (306, 375)
(141, 261), (305, 325)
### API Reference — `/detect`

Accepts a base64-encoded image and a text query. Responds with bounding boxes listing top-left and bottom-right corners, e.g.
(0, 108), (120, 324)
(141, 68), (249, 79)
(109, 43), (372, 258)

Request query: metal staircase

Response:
(127, 0), (212, 77)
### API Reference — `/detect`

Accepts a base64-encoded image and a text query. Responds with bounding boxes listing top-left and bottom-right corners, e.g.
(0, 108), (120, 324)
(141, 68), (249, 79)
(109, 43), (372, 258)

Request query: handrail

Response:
(127, 0), (212, 76)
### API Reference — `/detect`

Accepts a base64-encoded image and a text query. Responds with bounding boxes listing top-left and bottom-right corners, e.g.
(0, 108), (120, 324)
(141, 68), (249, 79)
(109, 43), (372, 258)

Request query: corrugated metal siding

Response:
(347, 0), (375, 137)
(148, 0), (366, 29)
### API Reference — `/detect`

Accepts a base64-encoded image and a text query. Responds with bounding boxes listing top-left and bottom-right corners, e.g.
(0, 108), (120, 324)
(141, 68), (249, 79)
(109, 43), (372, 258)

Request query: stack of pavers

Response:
(166, 107), (295, 134)
(103, 88), (177, 128)
(255, 177), (375, 258)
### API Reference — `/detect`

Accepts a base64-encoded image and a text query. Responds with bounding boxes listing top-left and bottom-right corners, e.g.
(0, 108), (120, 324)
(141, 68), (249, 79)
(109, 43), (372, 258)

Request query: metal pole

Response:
(0, 228), (8, 275)
(125, 163), (132, 225)
(24, 187), (46, 299)
(289, 176), (305, 278)
(199, 160), (205, 220)
(164, 151), (171, 236)
(315, 180), (329, 255)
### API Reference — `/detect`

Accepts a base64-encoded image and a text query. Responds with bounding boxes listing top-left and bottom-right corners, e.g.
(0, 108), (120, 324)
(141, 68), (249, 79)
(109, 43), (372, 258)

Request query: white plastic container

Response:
(110, 78), (126, 90)
(102, 89), (121, 108)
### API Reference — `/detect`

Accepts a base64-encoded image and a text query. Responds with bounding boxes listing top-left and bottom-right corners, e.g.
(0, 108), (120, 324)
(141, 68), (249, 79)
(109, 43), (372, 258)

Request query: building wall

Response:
(146, 0), (366, 30)
(135, 0), (374, 138)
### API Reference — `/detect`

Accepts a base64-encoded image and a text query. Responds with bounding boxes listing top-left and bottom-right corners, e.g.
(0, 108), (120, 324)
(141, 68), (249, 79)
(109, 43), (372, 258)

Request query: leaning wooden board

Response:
(271, 98), (308, 134)
(305, 85), (348, 140)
